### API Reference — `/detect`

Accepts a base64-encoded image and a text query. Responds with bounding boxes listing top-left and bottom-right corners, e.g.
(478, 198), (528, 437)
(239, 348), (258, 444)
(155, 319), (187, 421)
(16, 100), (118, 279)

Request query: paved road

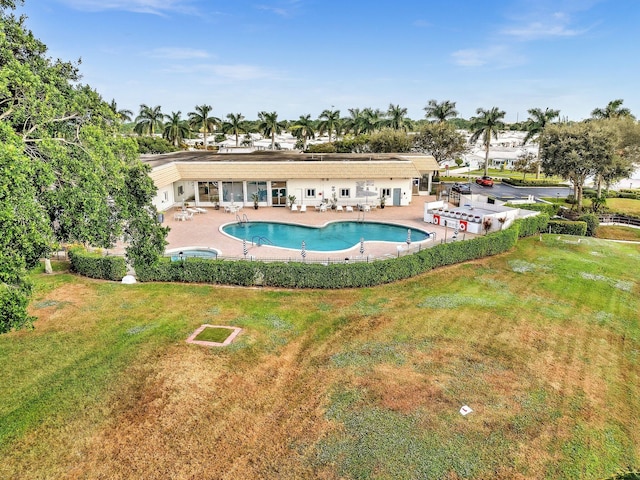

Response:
(441, 181), (572, 202)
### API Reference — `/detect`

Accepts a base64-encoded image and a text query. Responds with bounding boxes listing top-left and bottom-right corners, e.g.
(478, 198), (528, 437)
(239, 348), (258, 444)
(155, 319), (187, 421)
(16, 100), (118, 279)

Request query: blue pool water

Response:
(222, 221), (429, 251)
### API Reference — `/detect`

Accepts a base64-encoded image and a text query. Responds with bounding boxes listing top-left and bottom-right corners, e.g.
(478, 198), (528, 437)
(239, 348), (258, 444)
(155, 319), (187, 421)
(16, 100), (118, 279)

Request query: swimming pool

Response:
(222, 221), (430, 252)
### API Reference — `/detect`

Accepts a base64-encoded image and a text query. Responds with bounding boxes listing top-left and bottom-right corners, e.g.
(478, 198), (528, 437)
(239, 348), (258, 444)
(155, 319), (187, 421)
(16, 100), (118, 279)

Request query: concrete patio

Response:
(155, 195), (478, 263)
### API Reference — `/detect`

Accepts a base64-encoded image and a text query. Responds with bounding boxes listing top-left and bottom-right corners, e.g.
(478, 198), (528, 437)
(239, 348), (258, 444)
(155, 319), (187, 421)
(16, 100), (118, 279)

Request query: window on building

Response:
(305, 188), (316, 198)
(163, 191), (168, 202)
(340, 188), (350, 198)
(381, 188), (391, 198)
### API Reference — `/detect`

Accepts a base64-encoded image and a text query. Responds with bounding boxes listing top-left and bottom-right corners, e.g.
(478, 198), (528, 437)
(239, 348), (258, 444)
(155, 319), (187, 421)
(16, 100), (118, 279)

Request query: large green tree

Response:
(540, 122), (615, 212)
(386, 104), (413, 131)
(413, 122), (468, 165)
(469, 107), (506, 176)
(523, 107), (560, 178)
(0, 1), (167, 332)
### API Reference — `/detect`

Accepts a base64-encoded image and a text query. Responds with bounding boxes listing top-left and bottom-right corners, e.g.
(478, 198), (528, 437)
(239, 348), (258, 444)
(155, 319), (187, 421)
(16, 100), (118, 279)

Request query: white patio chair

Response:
(300, 204), (307, 213)
(291, 204), (298, 212)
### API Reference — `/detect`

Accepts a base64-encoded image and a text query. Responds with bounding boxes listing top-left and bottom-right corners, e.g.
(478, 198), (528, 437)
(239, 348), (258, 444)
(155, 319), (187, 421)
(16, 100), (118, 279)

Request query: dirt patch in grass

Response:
(596, 225), (640, 241)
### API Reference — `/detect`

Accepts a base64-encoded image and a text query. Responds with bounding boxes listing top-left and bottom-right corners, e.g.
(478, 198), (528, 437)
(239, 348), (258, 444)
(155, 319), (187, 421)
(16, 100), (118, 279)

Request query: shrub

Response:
(547, 220), (587, 236)
(502, 178), (566, 187)
(68, 248), (127, 281)
(134, 136), (180, 154)
(578, 213), (599, 236)
(513, 213), (550, 238)
(505, 203), (559, 216)
(306, 143), (337, 153)
(0, 283), (34, 333)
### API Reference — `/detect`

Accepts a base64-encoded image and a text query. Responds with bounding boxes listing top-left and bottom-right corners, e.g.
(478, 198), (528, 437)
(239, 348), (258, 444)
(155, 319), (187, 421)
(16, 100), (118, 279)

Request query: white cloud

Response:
(59, 0), (198, 15)
(451, 45), (525, 69)
(162, 63), (278, 81)
(255, 0), (302, 18)
(502, 19), (586, 40)
(147, 48), (211, 60)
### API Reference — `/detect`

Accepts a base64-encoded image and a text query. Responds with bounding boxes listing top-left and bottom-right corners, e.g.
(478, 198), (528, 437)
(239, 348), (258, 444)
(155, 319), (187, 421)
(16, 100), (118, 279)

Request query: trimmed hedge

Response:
(513, 213), (550, 238)
(68, 248), (127, 281)
(502, 178), (566, 187)
(547, 220), (588, 236)
(136, 228), (521, 288)
(577, 213), (599, 236)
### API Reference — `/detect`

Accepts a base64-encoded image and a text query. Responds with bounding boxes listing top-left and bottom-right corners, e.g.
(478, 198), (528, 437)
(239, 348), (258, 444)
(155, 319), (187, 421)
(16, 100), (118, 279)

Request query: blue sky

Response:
(16, 0), (640, 122)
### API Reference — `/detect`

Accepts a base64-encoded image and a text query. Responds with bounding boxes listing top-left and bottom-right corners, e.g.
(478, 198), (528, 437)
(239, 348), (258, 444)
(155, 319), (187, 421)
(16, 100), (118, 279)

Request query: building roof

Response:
(144, 151), (438, 187)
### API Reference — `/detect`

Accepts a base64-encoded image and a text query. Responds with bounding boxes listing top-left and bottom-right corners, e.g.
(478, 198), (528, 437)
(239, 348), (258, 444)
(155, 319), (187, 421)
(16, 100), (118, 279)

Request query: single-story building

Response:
(143, 151), (439, 211)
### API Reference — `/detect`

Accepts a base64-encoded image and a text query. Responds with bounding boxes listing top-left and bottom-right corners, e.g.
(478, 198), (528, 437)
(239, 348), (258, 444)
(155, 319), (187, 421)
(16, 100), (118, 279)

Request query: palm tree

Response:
(386, 103), (413, 131)
(222, 113), (246, 147)
(318, 109), (341, 142)
(591, 99), (634, 119)
(257, 111), (285, 149)
(424, 99), (458, 123)
(523, 107), (560, 178)
(109, 99), (133, 123)
(344, 108), (367, 136)
(289, 114), (316, 150)
(134, 104), (163, 136)
(162, 111), (189, 147)
(362, 107), (384, 134)
(188, 104), (220, 149)
(469, 107), (506, 177)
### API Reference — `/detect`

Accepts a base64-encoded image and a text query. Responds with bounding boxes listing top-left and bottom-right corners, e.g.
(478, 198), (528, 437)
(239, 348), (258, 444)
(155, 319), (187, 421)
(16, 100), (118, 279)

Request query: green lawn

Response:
(1, 236), (639, 479)
(607, 198), (640, 216)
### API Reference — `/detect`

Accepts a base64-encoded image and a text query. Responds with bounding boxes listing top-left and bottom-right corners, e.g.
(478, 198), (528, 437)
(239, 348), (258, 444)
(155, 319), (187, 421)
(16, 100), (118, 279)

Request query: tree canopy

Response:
(0, 2), (167, 332)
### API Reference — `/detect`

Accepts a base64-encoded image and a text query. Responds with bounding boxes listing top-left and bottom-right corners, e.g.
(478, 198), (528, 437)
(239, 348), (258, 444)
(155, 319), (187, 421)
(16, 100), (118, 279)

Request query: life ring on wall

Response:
(459, 220), (467, 231)
(433, 215), (440, 225)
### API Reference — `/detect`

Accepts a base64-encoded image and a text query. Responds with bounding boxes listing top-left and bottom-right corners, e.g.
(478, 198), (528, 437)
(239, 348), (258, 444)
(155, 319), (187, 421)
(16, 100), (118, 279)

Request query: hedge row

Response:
(506, 202), (559, 216)
(547, 219), (588, 236)
(136, 228), (521, 288)
(513, 213), (550, 238)
(68, 248), (127, 281)
(502, 178), (566, 187)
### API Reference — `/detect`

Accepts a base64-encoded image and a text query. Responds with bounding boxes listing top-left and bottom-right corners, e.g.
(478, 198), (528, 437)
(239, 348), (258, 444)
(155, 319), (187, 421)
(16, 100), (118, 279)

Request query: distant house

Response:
(143, 151), (439, 209)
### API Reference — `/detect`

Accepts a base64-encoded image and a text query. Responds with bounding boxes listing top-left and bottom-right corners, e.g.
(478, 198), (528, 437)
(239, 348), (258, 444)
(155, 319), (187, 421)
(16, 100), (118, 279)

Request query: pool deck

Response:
(150, 195), (478, 262)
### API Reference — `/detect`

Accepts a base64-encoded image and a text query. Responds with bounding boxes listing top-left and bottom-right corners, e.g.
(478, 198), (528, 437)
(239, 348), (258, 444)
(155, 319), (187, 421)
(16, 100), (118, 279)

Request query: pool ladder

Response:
(252, 236), (273, 247)
(236, 213), (249, 224)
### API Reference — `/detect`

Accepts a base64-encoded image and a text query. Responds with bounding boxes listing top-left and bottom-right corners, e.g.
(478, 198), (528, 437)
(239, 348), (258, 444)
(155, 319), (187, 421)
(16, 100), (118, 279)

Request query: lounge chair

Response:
(336, 205), (344, 213)
(291, 204), (298, 212)
(319, 204), (327, 213)
(300, 204), (307, 213)
(345, 205), (354, 213)
(194, 207), (207, 214)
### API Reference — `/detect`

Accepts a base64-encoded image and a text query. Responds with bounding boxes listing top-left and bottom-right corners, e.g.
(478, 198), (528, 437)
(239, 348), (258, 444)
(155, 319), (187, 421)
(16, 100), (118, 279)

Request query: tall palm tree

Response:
(162, 111), (189, 147)
(318, 109), (341, 142)
(386, 103), (413, 131)
(134, 104), (164, 136)
(257, 111), (285, 149)
(344, 108), (367, 136)
(591, 99), (634, 119)
(222, 113), (246, 147)
(188, 104), (220, 149)
(469, 107), (506, 177)
(424, 99), (458, 123)
(523, 107), (560, 178)
(109, 99), (133, 123)
(289, 114), (316, 150)
(362, 107), (384, 134)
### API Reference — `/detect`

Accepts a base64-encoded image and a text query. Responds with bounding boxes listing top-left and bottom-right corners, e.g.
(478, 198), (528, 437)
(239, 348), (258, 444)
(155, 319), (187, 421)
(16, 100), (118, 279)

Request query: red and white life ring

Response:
(433, 215), (440, 225)
(459, 220), (467, 231)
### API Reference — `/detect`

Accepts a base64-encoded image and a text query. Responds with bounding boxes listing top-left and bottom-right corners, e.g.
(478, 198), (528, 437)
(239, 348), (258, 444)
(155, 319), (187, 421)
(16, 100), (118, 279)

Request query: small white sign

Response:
(459, 405), (473, 416)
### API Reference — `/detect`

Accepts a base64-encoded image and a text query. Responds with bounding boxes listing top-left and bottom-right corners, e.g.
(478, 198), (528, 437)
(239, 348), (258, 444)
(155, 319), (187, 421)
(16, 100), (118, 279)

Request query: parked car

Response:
(451, 183), (471, 194)
(476, 176), (494, 187)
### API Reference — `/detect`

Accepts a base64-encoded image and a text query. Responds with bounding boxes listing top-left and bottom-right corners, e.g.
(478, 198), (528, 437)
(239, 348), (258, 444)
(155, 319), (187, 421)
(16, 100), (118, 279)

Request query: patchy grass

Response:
(597, 226), (640, 241)
(0, 238), (639, 479)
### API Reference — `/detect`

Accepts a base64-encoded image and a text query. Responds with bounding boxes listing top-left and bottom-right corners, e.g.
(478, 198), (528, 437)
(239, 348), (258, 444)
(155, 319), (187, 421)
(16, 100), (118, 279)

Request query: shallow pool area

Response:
(166, 247), (219, 260)
(222, 221), (430, 251)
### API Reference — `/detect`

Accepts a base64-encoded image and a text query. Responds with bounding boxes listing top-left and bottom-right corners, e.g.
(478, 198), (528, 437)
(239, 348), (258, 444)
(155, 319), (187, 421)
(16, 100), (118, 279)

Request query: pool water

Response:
(222, 221), (429, 251)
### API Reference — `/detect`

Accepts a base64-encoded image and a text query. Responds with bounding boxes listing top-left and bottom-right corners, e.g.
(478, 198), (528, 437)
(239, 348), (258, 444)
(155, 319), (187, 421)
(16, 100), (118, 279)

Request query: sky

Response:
(14, 0), (640, 123)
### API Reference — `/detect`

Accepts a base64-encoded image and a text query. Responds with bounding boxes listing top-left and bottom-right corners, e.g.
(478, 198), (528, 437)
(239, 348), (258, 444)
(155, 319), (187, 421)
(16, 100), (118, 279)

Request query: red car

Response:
(476, 176), (494, 187)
